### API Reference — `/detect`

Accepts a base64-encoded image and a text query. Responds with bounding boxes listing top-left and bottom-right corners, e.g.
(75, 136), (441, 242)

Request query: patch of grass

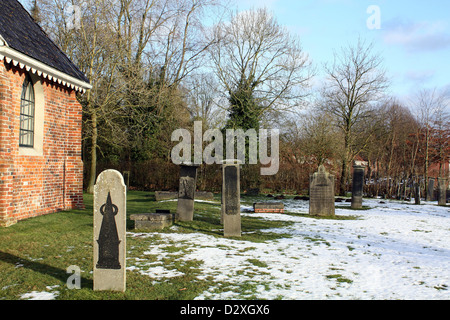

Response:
(0, 191), (296, 300)
(247, 258), (268, 268)
(335, 205), (371, 211)
(325, 274), (353, 284)
(412, 229), (432, 233)
(284, 212), (360, 220)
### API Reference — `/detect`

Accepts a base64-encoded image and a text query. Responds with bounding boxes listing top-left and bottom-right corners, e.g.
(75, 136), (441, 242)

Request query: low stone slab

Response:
(195, 191), (214, 200)
(155, 191), (214, 201)
(130, 212), (174, 230)
(253, 202), (284, 213)
(155, 191), (178, 201)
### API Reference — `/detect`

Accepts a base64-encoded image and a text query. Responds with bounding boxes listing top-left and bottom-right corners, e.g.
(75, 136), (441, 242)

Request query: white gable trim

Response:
(0, 45), (91, 93)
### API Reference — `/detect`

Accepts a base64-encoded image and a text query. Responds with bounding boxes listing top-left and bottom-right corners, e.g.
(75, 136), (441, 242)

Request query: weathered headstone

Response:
(438, 178), (447, 206)
(414, 181), (421, 205)
(426, 178), (435, 201)
(351, 165), (365, 209)
(176, 163), (199, 221)
(93, 170), (126, 292)
(222, 160), (241, 237)
(253, 202), (284, 213)
(309, 165), (335, 217)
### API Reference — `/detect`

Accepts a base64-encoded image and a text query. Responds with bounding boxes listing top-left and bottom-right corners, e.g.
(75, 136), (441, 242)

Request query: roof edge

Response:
(0, 45), (92, 93)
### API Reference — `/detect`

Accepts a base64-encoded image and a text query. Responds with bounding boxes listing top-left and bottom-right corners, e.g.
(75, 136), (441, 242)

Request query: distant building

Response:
(0, 0), (91, 226)
(428, 161), (450, 181)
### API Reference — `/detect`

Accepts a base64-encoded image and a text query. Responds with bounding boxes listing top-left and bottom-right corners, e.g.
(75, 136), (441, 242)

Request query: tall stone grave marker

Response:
(426, 178), (435, 201)
(222, 160), (241, 237)
(351, 165), (365, 209)
(438, 178), (447, 206)
(176, 163), (199, 221)
(93, 170), (126, 292)
(309, 165), (335, 217)
(414, 181), (421, 205)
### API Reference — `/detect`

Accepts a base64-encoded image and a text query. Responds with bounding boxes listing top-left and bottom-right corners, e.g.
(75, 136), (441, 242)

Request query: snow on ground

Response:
(20, 285), (60, 300)
(128, 198), (450, 300)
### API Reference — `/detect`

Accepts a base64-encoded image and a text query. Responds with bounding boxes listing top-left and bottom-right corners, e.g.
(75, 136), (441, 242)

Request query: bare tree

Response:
(37, 0), (226, 192)
(322, 39), (389, 195)
(209, 7), (313, 128)
(300, 110), (341, 167)
(184, 72), (225, 128)
(411, 88), (450, 189)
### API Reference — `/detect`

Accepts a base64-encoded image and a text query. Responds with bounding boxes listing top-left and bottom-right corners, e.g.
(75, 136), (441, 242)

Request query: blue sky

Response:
(236, 0), (450, 104)
(18, 0), (450, 105)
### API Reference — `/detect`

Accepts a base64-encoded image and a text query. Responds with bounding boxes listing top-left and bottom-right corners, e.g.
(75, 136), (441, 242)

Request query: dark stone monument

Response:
(222, 160), (241, 237)
(426, 178), (435, 201)
(351, 165), (365, 209)
(414, 181), (421, 205)
(176, 163), (199, 221)
(93, 170), (126, 292)
(309, 165), (335, 217)
(438, 178), (447, 206)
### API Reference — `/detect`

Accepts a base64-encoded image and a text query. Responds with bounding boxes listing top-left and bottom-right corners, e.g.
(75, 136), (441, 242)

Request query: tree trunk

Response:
(86, 111), (98, 194)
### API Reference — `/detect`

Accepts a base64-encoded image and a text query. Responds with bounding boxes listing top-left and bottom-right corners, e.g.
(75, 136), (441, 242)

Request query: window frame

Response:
(19, 73), (35, 148)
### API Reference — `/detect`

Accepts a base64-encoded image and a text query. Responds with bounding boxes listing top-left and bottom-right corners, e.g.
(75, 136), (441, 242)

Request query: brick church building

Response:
(0, 0), (91, 226)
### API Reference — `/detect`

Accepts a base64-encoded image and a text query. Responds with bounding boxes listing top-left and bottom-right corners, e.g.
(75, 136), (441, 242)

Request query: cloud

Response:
(383, 19), (450, 52)
(404, 69), (436, 84)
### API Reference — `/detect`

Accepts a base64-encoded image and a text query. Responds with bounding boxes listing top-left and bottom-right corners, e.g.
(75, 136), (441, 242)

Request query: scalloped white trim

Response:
(0, 45), (91, 93)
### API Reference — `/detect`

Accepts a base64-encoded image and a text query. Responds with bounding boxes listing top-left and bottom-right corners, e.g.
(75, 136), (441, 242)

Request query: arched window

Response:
(19, 73), (35, 147)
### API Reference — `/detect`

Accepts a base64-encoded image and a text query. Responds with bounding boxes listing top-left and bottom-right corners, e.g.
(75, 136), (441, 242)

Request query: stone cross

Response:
(222, 160), (241, 237)
(309, 165), (335, 217)
(176, 163), (199, 221)
(438, 178), (447, 206)
(426, 178), (435, 201)
(93, 169), (126, 292)
(351, 165), (365, 209)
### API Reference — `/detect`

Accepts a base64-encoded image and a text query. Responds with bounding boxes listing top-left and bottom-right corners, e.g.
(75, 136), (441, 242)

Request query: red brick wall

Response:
(0, 61), (84, 226)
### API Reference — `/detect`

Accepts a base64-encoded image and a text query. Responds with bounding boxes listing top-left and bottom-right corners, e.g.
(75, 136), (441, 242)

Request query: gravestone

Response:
(93, 170), (126, 292)
(414, 181), (421, 205)
(309, 165), (335, 217)
(438, 178), (447, 206)
(253, 202), (284, 213)
(427, 178), (435, 201)
(176, 163), (199, 221)
(351, 165), (365, 209)
(222, 160), (241, 237)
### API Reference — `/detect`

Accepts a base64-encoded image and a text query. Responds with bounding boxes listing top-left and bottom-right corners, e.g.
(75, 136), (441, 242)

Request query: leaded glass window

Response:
(19, 74), (35, 148)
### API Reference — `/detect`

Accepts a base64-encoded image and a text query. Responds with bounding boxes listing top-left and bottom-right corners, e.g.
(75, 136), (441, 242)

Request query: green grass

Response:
(335, 205), (372, 211)
(0, 191), (296, 300)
